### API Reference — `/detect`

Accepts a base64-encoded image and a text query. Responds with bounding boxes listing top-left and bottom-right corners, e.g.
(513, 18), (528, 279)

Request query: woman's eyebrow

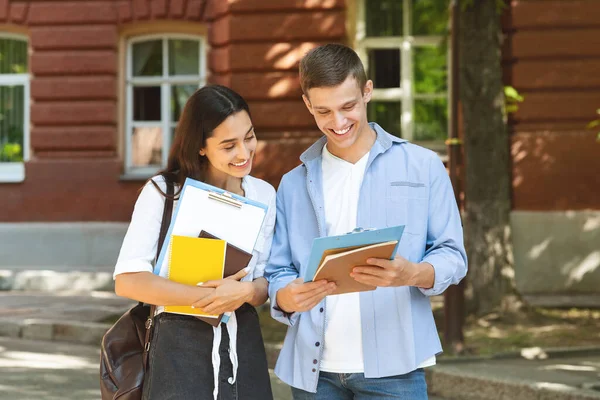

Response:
(218, 126), (254, 145)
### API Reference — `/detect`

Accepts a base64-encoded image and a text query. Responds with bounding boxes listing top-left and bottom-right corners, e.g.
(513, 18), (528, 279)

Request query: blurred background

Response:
(0, 0), (599, 399)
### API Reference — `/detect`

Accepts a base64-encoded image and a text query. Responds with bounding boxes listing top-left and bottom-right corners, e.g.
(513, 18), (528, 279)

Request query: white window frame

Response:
(355, 0), (450, 150)
(0, 33), (30, 183)
(124, 34), (207, 177)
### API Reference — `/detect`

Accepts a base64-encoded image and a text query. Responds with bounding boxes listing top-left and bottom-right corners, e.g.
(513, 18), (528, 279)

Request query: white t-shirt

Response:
(320, 145), (370, 372)
(320, 145), (436, 373)
(113, 174), (277, 287)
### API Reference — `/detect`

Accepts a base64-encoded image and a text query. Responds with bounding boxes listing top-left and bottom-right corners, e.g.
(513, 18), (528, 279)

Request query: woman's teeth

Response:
(333, 126), (351, 135)
(231, 160), (248, 167)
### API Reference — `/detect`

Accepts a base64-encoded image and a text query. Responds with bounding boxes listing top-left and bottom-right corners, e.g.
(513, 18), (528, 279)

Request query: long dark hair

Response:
(149, 85), (251, 197)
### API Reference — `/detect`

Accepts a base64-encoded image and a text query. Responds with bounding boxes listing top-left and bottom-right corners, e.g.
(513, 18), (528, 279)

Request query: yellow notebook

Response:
(164, 235), (226, 318)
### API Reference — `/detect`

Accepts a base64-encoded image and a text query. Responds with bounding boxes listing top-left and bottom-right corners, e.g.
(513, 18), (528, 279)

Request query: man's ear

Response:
(363, 80), (374, 104)
(302, 94), (314, 116)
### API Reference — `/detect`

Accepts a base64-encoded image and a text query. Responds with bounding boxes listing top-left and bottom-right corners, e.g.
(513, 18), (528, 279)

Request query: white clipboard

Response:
(153, 177), (268, 277)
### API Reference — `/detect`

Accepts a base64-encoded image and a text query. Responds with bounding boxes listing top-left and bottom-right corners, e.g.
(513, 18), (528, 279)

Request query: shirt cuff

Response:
(418, 253), (454, 297)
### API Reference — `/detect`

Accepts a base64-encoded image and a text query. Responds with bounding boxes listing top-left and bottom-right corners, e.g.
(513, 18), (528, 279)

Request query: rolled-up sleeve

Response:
(113, 180), (165, 278)
(419, 155), (468, 296)
(264, 177), (300, 327)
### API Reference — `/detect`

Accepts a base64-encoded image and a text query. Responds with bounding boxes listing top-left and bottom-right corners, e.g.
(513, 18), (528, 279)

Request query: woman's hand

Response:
(192, 268), (254, 314)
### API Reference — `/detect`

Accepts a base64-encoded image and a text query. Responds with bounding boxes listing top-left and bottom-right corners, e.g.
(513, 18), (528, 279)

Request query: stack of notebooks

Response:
(312, 240), (398, 295)
(303, 225), (405, 295)
(164, 231), (252, 326)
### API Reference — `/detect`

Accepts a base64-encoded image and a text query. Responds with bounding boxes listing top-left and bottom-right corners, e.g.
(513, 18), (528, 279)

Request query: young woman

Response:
(113, 85), (275, 400)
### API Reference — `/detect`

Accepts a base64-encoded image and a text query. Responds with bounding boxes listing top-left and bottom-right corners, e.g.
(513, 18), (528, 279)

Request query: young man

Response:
(265, 44), (467, 399)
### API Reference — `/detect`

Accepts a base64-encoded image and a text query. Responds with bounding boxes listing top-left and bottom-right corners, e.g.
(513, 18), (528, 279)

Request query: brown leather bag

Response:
(100, 180), (174, 400)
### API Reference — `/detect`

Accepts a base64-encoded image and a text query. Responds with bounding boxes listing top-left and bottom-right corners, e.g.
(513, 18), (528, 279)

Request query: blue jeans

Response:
(290, 369), (428, 400)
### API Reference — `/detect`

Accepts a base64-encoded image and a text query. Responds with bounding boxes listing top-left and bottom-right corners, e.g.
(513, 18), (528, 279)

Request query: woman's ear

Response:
(199, 148), (206, 157)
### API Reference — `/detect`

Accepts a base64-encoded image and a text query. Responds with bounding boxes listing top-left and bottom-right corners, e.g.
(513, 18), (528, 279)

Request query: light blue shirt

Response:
(265, 123), (468, 393)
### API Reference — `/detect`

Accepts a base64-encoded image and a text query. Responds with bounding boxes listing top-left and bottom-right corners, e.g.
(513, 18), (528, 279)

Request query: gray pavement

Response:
(0, 337), (293, 400)
(1, 290), (599, 399)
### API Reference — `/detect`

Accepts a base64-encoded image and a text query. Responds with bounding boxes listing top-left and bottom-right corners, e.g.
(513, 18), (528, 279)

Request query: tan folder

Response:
(313, 240), (398, 295)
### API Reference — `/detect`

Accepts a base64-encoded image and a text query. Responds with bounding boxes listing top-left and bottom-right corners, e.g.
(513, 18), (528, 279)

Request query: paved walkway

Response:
(1, 290), (599, 400)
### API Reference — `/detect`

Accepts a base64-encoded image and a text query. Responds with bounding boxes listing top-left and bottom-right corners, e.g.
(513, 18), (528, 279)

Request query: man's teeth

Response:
(333, 126), (351, 135)
(232, 160), (248, 167)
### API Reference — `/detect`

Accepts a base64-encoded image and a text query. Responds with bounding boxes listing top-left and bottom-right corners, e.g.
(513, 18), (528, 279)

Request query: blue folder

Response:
(303, 225), (405, 282)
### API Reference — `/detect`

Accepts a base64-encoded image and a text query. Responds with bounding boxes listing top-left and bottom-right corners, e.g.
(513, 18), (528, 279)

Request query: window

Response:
(0, 34), (29, 183)
(356, 0), (449, 149)
(125, 35), (206, 176)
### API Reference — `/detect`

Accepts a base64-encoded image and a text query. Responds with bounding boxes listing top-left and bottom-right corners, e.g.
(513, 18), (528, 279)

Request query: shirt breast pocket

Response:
(386, 182), (428, 261)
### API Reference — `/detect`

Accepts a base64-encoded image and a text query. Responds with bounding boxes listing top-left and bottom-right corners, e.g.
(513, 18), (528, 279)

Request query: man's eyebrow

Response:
(218, 126), (254, 145)
(313, 101), (357, 110)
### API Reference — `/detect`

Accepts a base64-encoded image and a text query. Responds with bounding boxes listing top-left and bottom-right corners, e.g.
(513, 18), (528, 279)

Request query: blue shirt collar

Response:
(299, 122), (406, 164)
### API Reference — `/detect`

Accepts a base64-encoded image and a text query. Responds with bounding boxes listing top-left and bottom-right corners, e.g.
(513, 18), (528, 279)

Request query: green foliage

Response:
(586, 109), (600, 142)
(504, 86), (524, 114)
(0, 142), (22, 162)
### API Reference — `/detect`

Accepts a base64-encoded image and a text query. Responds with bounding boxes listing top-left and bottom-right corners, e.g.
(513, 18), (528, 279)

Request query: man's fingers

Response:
(292, 279), (331, 294)
(294, 282), (336, 304)
(366, 258), (391, 268)
(351, 273), (388, 287)
(352, 266), (387, 277)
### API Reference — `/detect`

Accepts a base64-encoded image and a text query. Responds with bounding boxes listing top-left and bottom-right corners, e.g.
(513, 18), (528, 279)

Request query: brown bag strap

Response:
(143, 177), (175, 368)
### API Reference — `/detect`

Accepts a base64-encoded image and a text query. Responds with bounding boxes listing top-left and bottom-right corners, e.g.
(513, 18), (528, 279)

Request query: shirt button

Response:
(313, 359), (318, 364)
(315, 342), (320, 347)
(319, 308), (324, 313)
(312, 368), (316, 372)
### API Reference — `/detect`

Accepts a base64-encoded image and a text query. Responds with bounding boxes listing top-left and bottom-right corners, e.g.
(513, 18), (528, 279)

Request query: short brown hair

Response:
(299, 44), (367, 94)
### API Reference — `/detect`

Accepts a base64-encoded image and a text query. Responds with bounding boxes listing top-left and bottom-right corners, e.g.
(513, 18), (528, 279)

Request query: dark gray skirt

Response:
(142, 303), (273, 400)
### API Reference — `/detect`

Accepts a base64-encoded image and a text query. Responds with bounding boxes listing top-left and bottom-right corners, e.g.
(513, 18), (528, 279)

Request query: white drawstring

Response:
(210, 311), (239, 400)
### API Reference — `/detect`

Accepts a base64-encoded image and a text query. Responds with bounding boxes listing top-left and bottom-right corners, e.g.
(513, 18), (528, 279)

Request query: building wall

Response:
(503, 0), (600, 302)
(503, 0), (600, 210)
(0, 0), (345, 222)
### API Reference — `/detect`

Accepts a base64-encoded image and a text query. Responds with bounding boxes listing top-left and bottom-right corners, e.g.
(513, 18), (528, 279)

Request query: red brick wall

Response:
(0, 0), (346, 222)
(503, 0), (600, 210)
(209, 0), (346, 186)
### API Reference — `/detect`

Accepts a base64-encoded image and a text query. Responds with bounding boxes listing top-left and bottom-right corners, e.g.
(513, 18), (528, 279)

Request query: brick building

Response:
(0, 0), (598, 304)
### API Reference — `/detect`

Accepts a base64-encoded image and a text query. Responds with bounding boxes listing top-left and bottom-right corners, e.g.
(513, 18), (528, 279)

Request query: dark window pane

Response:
(133, 86), (161, 121)
(0, 85), (25, 162)
(0, 39), (27, 74)
(169, 39), (200, 76)
(413, 0), (449, 36)
(132, 126), (162, 167)
(368, 101), (401, 137)
(414, 47), (447, 94)
(132, 40), (162, 76)
(172, 85), (197, 122)
(414, 98), (448, 141)
(366, 0), (403, 37)
(368, 49), (400, 89)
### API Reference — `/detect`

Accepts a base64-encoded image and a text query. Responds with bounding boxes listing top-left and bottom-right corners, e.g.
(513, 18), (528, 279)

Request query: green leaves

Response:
(587, 109), (600, 143)
(0, 142), (22, 162)
(504, 86), (524, 114)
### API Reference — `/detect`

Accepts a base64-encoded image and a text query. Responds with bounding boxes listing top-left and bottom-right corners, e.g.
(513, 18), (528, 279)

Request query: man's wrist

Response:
(275, 290), (293, 314)
(410, 262), (435, 289)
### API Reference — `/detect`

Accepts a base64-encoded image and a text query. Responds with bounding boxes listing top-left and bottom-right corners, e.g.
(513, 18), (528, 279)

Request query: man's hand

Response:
(191, 268), (253, 314)
(276, 278), (336, 313)
(351, 255), (434, 289)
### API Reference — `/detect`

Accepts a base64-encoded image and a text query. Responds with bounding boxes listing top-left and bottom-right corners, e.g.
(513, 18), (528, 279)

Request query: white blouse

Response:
(113, 174), (276, 400)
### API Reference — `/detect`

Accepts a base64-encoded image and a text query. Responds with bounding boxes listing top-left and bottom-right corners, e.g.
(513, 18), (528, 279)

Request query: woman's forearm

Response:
(115, 271), (213, 306)
(247, 277), (269, 307)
